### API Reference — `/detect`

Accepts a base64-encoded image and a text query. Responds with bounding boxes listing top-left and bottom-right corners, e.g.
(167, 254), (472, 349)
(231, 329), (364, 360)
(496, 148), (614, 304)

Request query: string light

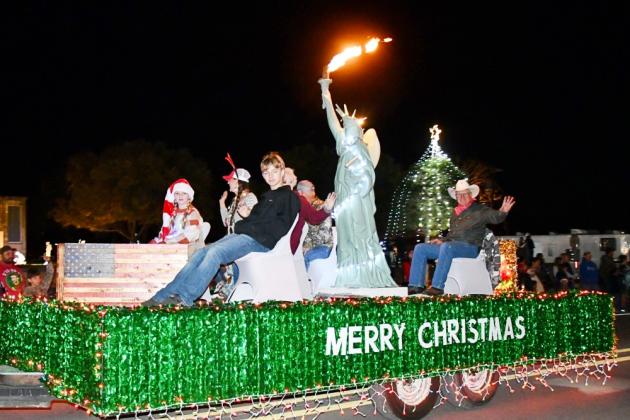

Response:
(385, 125), (465, 243)
(496, 240), (518, 294)
(0, 292), (615, 417)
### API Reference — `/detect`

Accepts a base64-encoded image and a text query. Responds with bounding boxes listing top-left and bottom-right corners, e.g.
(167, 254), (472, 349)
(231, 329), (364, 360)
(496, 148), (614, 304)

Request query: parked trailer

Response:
(498, 233), (628, 263)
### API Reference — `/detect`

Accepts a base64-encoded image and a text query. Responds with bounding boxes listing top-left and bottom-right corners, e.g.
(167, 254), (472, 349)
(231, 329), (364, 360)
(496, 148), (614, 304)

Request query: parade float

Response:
(0, 37), (617, 419)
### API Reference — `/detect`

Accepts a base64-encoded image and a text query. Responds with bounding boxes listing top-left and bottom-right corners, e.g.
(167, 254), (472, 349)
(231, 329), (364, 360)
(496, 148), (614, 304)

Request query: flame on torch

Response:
(324, 37), (392, 78)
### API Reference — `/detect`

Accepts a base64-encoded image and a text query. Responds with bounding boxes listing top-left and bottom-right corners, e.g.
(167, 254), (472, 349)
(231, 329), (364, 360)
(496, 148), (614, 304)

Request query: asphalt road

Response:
(2, 314), (629, 420)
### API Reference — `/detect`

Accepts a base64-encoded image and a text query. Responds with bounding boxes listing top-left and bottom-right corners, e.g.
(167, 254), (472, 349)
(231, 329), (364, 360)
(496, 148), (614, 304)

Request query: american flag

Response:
(59, 243), (189, 306)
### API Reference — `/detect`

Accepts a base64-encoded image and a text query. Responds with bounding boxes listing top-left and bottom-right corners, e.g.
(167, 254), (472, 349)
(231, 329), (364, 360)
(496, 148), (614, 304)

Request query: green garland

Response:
(0, 292), (614, 416)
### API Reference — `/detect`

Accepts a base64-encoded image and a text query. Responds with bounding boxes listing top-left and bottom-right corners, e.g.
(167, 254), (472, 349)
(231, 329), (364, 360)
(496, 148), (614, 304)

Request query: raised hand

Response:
(499, 196), (516, 213)
(318, 78), (333, 109)
(323, 192), (337, 212)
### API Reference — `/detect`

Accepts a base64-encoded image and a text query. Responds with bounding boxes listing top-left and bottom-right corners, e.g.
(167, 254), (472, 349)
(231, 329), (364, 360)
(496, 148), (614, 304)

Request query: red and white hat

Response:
(222, 152), (251, 183)
(159, 178), (194, 241)
(222, 168), (251, 183)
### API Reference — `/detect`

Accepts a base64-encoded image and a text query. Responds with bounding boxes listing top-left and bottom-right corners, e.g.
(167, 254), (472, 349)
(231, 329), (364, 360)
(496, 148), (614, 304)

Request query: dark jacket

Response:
(235, 186), (300, 249)
(446, 202), (507, 247)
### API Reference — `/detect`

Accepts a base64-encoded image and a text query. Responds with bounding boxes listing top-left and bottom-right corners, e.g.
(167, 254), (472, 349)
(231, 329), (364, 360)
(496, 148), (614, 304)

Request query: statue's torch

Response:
(323, 37), (392, 79)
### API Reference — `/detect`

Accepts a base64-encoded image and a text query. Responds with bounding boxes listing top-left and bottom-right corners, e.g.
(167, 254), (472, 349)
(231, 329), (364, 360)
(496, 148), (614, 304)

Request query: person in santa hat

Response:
(150, 178), (204, 244)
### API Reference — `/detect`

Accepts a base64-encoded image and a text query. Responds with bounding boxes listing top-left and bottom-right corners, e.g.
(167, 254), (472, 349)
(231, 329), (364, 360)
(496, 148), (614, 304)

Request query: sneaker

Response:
(422, 287), (444, 296)
(408, 286), (426, 295)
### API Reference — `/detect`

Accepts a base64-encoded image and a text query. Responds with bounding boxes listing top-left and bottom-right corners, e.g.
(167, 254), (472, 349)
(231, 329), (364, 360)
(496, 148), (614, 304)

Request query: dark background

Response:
(2, 2), (628, 257)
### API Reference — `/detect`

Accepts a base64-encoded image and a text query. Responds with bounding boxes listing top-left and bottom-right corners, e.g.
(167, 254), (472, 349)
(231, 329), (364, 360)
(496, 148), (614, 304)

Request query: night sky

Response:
(3, 2), (628, 251)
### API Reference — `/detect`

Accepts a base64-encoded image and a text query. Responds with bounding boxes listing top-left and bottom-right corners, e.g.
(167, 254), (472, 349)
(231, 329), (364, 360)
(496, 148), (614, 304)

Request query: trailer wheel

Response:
(370, 377), (440, 420)
(445, 369), (499, 408)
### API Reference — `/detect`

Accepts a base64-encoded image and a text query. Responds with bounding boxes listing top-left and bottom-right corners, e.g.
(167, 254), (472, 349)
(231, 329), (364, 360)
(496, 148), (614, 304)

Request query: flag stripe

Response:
(59, 243), (193, 306)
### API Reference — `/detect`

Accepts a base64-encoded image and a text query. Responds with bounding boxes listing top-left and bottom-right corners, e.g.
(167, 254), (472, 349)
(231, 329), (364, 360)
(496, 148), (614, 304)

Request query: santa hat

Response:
(159, 178), (195, 241)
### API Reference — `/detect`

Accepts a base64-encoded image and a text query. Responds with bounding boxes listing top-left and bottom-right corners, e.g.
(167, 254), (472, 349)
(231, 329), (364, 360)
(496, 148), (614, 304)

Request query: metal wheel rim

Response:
(393, 378), (432, 406)
(461, 370), (491, 393)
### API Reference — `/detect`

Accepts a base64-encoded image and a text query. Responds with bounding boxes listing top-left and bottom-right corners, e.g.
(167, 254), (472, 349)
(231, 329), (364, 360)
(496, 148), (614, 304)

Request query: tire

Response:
(444, 369), (499, 408)
(370, 377), (440, 420)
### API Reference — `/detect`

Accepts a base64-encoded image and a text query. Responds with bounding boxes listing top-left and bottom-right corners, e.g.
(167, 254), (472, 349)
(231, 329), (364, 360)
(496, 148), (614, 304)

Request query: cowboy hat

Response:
(447, 179), (480, 200)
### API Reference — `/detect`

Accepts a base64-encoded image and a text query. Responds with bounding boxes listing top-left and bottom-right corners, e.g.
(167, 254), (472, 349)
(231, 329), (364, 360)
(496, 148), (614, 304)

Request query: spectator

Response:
(525, 233), (535, 263)
(517, 259), (534, 291)
(529, 257), (548, 292)
(517, 236), (528, 261)
(619, 255), (629, 312)
(555, 262), (576, 291)
(386, 244), (404, 285)
(559, 253), (577, 283)
(579, 251), (599, 291)
(535, 253), (555, 289)
(599, 248), (616, 293)
(0, 246), (25, 298)
(402, 249), (412, 285)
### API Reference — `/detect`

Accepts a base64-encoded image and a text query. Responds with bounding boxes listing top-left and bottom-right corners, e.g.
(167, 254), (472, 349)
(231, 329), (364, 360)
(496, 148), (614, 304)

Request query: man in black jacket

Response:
(408, 179), (515, 296)
(143, 152), (300, 307)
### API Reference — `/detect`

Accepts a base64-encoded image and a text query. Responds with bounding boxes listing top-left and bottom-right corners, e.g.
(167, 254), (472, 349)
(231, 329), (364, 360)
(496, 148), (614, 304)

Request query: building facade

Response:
(0, 196), (27, 255)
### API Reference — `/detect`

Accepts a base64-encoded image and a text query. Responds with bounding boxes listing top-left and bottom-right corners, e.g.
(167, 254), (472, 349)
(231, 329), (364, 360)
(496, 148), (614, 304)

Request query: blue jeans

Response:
(304, 245), (332, 270)
(152, 234), (268, 306)
(408, 241), (479, 289)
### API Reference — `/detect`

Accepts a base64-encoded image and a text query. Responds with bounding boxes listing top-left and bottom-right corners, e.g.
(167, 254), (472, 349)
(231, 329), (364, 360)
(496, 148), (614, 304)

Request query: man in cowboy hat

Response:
(408, 179), (516, 295)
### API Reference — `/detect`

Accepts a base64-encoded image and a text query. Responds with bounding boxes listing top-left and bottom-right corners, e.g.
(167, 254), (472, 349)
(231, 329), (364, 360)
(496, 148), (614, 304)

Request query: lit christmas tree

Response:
(385, 125), (465, 242)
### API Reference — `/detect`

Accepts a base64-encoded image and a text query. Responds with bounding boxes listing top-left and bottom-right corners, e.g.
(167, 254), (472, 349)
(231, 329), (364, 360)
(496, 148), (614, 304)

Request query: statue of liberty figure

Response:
(318, 78), (396, 288)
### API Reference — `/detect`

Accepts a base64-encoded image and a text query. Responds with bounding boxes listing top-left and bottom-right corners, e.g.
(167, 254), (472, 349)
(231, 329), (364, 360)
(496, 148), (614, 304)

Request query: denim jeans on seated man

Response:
(152, 234), (269, 306)
(304, 245), (332, 270)
(408, 241), (480, 290)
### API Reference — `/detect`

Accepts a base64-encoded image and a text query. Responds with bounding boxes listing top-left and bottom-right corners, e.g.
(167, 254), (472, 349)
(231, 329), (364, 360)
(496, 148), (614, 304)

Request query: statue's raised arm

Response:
(318, 78), (344, 146)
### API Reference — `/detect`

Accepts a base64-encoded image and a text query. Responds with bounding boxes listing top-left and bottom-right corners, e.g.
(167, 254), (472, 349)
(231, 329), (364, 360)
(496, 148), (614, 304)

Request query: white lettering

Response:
(460, 319), (466, 343)
(434, 320), (448, 347)
(418, 322), (433, 349)
(515, 316), (526, 339)
(489, 317), (502, 341)
(467, 319), (479, 344)
(393, 323), (406, 350)
(326, 327), (347, 356)
(364, 326), (380, 353)
(348, 326), (362, 355)
(447, 319), (460, 344)
(477, 318), (488, 341)
(503, 317), (515, 340)
(380, 324), (394, 351)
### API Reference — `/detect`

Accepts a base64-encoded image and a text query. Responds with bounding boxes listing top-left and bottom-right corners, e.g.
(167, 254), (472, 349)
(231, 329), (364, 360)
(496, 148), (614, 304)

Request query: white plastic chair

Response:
(307, 227), (337, 294)
(443, 250), (493, 296)
(228, 215), (312, 303)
